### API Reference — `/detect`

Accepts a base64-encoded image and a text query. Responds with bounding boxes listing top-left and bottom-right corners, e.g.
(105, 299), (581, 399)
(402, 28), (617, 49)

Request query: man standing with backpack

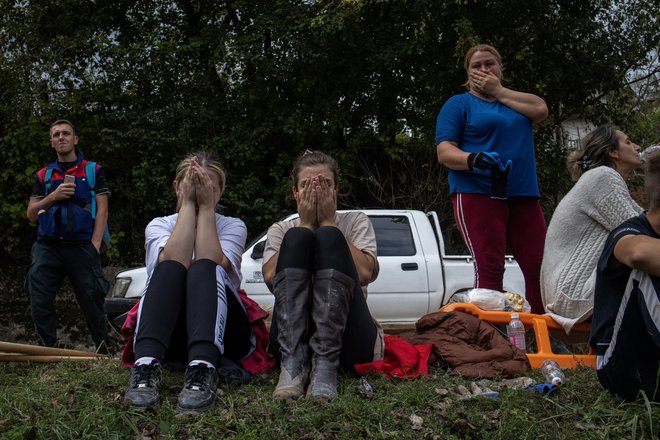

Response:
(26, 119), (111, 352)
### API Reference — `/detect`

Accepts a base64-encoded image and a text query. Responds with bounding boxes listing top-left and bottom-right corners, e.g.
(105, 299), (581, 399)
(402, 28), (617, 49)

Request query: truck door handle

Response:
(401, 263), (418, 271)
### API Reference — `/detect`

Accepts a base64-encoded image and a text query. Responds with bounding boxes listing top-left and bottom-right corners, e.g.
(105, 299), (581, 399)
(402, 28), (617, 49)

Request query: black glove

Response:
(468, 152), (501, 175)
(491, 160), (512, 200)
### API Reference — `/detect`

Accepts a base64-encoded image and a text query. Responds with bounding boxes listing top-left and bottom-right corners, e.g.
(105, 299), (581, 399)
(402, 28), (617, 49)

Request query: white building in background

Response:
(560, 67), (659, 151)
(561, 118), (596, 150)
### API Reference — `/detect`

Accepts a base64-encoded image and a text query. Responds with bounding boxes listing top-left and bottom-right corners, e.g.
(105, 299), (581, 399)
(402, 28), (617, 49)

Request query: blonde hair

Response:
(464, 44), (502, 70)
(462, 44), (503, 89)
(174, 151), (226, 191)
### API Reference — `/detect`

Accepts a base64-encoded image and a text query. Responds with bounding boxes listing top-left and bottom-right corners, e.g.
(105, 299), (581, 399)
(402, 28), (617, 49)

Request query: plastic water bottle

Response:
(540, 359), (566, 386)
(640, 145), (660, 161)
(506, 313), (526, 351)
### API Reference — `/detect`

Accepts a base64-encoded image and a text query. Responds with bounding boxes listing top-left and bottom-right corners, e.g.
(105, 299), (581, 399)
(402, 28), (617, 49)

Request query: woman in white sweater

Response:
(541, 125), (643, 333)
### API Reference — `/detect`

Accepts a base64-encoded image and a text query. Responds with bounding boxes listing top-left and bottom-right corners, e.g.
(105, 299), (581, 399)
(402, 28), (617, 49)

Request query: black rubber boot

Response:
(272, 268), (312, 401)
(306, 269), (353, 401)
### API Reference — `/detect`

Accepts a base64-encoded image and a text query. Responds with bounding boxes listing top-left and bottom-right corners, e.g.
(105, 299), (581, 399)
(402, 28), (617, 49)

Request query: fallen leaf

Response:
(433, 400), (452, 411)
(410, 414), (423, 430)
(139, 426), (159, 440)
(434, 387), (449, 397)
(575, 421), (598, 431)
(498, 377), (536, 390)
(456, 384), (471, 396)
(469, 382), (483, 395)
(66, 389), (75, 410)
(483, 410), (500, 428)
(358, 377), (375, 399)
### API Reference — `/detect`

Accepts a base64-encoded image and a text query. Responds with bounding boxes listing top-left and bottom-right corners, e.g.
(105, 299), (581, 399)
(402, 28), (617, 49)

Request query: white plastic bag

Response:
(466, 288), (507, 311)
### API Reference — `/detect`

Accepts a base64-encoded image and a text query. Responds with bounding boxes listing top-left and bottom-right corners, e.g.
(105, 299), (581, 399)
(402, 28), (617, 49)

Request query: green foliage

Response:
(0, 0), (658, 267)
(629, 106), (660, 148)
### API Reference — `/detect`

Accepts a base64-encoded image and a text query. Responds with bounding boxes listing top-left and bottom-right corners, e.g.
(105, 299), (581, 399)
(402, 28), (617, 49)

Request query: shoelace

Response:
(184, 365), (213, 390)
(132, 364), (159, 387)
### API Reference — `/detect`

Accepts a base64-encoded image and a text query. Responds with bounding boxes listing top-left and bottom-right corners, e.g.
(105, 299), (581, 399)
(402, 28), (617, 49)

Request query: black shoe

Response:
(124, 361), (162, 409)
(176, 364), (218, 415)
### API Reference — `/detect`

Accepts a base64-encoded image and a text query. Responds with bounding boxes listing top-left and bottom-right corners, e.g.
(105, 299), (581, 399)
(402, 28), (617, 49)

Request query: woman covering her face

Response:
(262, 150), (384, 402)
(435, 43), (549, 314)
(123, 152), (254, 415)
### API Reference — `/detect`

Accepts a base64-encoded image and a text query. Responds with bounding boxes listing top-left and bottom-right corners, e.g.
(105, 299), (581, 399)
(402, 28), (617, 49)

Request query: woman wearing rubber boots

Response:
(262, 150), (384, 401)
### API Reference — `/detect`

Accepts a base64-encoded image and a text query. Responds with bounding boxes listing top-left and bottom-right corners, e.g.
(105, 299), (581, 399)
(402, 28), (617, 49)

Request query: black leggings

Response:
(134, 259), (251, 367)
(596, 272), (660, 402)
(269, 226), (378, 371)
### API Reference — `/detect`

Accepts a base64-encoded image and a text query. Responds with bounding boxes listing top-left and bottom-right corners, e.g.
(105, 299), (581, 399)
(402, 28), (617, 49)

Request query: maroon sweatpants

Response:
(452, 193), (546, 314)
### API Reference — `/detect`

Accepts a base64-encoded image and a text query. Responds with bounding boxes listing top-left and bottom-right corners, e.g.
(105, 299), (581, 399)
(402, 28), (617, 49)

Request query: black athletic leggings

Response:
(134, 259), (251, 367)
(596, 274), (660, 402)
(269, 226), (378, 371)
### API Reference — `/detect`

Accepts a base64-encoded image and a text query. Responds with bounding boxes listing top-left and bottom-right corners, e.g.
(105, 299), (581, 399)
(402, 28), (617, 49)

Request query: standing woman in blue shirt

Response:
(435, 44), (549, 314)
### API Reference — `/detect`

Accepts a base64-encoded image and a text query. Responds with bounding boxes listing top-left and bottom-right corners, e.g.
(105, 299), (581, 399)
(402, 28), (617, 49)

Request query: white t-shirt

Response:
(144, 212), (247, 291)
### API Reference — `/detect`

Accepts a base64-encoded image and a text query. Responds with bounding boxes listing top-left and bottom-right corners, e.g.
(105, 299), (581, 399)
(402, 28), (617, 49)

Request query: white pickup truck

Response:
(106, 209), (525, 329)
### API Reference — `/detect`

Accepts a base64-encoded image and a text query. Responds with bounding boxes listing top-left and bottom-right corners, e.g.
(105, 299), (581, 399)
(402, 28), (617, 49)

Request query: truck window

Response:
(369, 216), (416, 257)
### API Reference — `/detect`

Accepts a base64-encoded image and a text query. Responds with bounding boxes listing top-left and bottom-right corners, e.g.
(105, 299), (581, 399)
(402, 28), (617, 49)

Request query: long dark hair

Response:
(567, 125), (620, 181)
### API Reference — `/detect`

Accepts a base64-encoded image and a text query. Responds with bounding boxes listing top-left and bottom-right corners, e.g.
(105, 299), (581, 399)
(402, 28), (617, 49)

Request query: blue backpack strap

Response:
(85, 161), (111, 248)
(85, 161), (97, 219)
(44, 168), (54, 195)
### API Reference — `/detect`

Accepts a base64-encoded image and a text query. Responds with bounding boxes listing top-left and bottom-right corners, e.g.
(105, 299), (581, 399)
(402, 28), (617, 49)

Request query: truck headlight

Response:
(112, 278), (132, 298)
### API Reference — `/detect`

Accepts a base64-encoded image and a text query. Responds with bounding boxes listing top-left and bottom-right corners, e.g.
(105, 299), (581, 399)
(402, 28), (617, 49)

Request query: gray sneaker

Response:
(176, 364), (218, 415)
(124, 361), (162, 409)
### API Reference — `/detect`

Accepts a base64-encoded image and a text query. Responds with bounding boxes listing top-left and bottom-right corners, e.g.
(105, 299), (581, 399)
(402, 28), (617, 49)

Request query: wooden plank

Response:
(0, 353), (106, 362)
(0, 341), (108, 358)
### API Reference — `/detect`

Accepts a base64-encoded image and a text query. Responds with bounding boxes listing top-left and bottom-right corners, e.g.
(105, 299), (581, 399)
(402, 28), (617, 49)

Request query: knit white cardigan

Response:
(540, 166), (643, 333)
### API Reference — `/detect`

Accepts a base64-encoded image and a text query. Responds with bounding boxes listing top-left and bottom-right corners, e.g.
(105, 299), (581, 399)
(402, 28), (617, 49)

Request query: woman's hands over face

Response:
(191, 160), (216, 209)
(296, 178), (318, 229)
(178, 158), (219, 211)
(178, 161), (197, 206)
(469, 70), (502, 97)
(316, 175), (336, 226)
(295, 174), (337, 229)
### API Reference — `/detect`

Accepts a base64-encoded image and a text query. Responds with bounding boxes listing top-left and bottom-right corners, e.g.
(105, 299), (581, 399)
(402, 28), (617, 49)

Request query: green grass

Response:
(0, 279), (656, 439)
(0, 360), (657, 439)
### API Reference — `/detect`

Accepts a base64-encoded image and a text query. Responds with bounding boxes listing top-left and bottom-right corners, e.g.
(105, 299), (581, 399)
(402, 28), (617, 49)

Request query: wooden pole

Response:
(0, 353), (107, 362)
(0, 341), (109, 358)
